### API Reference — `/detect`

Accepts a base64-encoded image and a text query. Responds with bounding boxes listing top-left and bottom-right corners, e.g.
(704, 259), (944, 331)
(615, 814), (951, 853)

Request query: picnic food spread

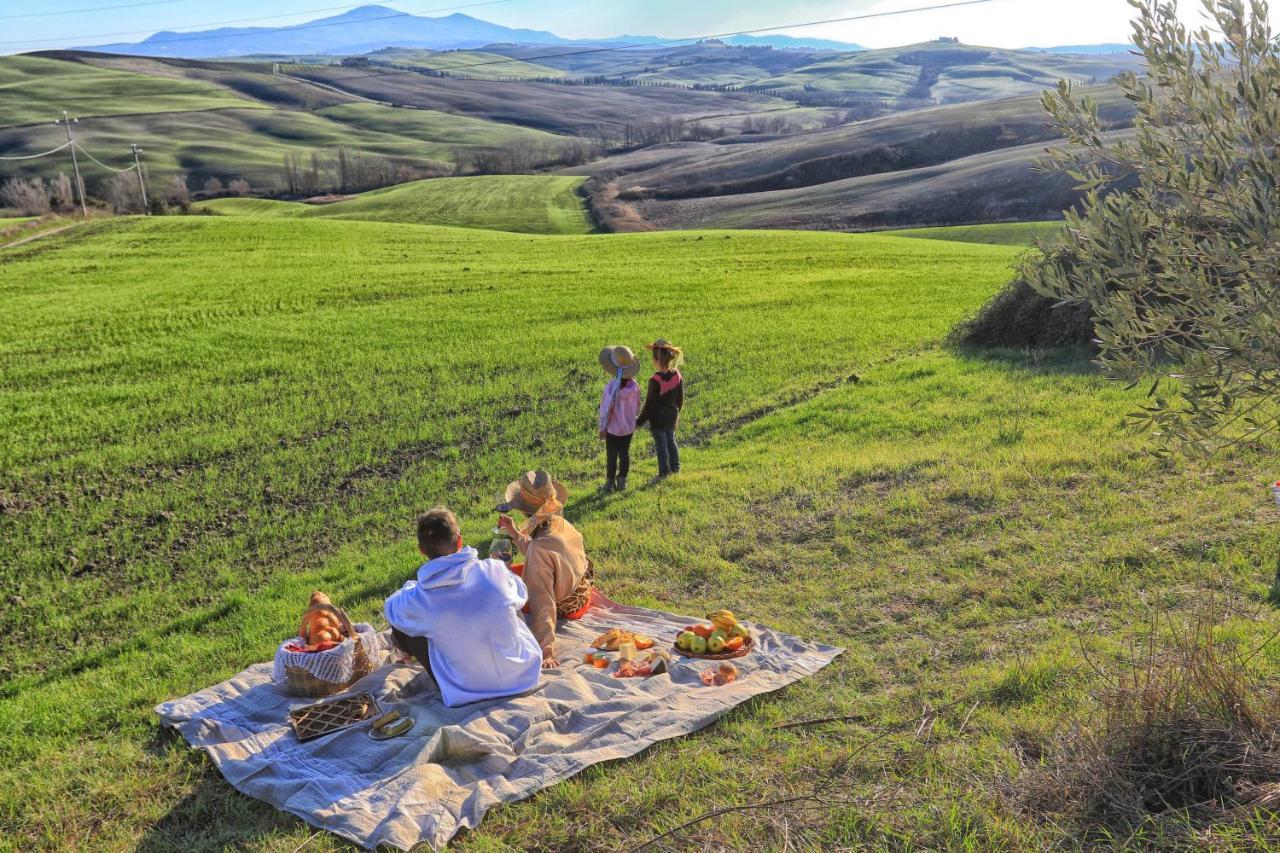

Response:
(700, 662), (739, 686)
(675, 609), (751, 657)
(297, 591), (349, 649)
(592, 628), (655, 651)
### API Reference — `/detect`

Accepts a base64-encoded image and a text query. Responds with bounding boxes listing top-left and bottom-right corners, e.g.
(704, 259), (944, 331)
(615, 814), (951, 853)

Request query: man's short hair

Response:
(416, 507), (460, 555)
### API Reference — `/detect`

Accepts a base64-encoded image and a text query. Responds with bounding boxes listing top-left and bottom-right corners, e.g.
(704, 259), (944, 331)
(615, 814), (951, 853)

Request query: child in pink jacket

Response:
(597, 345), (641, 492)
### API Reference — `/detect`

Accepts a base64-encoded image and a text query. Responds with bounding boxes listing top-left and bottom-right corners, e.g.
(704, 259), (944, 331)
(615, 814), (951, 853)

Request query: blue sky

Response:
(0, 0), (1267, 54)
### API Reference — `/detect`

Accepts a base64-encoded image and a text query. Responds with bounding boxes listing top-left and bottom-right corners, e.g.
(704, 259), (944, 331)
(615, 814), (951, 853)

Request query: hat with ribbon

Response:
(598, 345), (641, 380)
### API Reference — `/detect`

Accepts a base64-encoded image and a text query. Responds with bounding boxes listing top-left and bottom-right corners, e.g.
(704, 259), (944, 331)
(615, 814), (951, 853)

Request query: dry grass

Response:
(1015, 613), (1280, 845)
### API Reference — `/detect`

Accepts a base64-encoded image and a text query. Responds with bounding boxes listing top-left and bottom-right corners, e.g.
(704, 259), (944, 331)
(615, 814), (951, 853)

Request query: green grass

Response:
(316, 102), (566, 156)
(0, 216), (37, 228)
(0, 55), (261, 127)
(1, 218), (1276, 849)
(754, 41), (1139, 102)
(366, 49), (565, 79)
(0, 56), (570, 194)
(882, 220), (1063, 245)
(198, 175), (594, 234)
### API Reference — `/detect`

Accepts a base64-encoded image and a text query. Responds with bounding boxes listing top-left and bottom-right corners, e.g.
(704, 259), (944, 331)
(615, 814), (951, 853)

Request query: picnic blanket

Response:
(155, 595), (842, 850)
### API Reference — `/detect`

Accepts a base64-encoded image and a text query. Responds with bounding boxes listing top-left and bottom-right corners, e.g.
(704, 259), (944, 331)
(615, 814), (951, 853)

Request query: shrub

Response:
(103, 172), (143, 214)
(1, 177), (52, 216)
(951, 242), (1095, 349)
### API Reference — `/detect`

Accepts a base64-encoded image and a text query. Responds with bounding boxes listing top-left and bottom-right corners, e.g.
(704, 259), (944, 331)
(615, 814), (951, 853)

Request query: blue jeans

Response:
(651, 428), (680, 475)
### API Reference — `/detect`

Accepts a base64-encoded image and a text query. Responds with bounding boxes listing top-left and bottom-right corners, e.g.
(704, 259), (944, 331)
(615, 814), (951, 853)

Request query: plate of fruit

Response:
(674, 610), (753, 659)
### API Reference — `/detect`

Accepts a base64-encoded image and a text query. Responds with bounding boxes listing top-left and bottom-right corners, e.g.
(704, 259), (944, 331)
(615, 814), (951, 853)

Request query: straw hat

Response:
(598, 345), (641, 379)
(644, 338), (682, 356)
(501, 470), (568, 515)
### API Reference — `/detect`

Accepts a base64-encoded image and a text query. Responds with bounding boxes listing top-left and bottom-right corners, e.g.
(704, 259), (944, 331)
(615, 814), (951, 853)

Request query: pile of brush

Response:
(1015, 616), (1280, 844)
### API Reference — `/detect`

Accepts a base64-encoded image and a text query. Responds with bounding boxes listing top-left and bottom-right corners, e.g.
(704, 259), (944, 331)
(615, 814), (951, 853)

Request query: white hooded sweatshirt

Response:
(383, 546), (542, 707)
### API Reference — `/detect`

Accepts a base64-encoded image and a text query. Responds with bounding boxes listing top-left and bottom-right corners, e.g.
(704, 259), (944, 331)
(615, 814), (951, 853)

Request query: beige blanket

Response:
(155, 595), (841, 850)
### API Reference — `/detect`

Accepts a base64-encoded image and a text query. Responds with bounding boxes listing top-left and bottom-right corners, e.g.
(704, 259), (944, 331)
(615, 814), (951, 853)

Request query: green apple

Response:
(690, 635), (708, 654)
(729, 623), (750, 640)
(708, 630), (727, 653)
(677, 631), (697, 650)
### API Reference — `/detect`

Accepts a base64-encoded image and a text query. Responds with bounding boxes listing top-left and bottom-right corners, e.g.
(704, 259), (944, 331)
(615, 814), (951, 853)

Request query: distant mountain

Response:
(78, 5), (574, 58)
(723, 34), (865, 51)
(1027, 43), (1134, 54)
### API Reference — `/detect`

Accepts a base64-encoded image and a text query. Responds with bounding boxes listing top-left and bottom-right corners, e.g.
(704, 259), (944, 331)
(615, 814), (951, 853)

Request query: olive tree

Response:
(1030, 0), (1280, 454)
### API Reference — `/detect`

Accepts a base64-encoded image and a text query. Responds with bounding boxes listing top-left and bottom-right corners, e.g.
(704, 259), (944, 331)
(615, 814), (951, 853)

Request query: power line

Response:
(268, 0), (1013, 85)
(6, 0), (1013, 103)
(0, 140), (73, 160)
(2, 0), (516, 49)
(73, 142), (141, 173)
(0, 0), (195, 21)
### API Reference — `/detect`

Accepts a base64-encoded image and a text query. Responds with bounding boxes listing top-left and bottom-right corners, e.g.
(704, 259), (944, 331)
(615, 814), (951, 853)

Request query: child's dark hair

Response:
(416, 507), (460, 556)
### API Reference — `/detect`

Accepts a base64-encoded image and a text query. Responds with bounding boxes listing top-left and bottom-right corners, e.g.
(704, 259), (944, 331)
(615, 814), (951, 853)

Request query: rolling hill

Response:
(745, 40), (1139, 103)
(282, 63), (797, 136)
(197, 175), (593, 234)
(572, 85), (1136, 232)
(0, 53), (574, 195)
(0, 54), (263, 127)
(363, 48), (565, 80)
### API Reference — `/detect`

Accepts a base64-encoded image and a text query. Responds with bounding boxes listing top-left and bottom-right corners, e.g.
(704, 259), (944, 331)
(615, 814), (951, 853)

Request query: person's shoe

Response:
(603, 478), (616, 493)
(617, 477), (627, 491)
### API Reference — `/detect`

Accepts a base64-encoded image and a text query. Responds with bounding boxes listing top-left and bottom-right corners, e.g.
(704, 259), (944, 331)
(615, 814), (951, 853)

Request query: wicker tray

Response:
(672, 633), (754, 660)
(289, 692), (380, 742)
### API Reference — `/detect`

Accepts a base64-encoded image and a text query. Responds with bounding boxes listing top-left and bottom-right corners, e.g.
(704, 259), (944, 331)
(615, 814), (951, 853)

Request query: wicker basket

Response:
(280, 604), (376, 698)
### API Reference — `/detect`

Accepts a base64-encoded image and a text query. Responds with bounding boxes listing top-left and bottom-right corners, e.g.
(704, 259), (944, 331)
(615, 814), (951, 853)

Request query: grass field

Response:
(0, 55), (261, 127)
(1, 219), (1277, 849)
(883, 220), (1063, 245)
(315, 102), (566, 154)
(199, 175), (594, 234)
(0, 55), (572, 194)
(366, 49), (565, 79)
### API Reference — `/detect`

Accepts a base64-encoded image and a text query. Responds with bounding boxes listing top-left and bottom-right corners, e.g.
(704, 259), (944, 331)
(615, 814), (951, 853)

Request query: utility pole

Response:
(130, 144), (149, 214)
(56, 111), (87, 216)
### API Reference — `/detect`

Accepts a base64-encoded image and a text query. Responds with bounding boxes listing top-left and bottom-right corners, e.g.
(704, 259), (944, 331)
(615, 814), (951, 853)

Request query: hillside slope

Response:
(2, 217), (1273, 849)
(0, 54), (571, 195)
(199, 175), (594, 234)
(0, 55), (261, 126)
(573, 87), (1134, 231)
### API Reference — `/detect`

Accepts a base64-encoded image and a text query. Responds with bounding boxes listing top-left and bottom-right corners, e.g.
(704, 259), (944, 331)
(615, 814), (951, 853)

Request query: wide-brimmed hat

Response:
(598, 345), (641, 379)
(501, 470), (568, 515)
(644, 338), (682, 356)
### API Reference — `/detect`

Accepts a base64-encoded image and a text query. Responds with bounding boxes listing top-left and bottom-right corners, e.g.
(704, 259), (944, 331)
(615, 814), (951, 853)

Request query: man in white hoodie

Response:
(384, 507), (542, 707)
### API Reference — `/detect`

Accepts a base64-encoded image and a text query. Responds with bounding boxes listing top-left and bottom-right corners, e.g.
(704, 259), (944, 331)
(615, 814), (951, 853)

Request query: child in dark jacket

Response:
(635, 338), (684, 477)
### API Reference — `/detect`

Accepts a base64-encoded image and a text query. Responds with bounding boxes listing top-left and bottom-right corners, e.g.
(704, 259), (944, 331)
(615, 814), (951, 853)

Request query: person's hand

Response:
(541, 655), (560, 670)
(598, 430), (606, 440)
(497, 514), (517, 536)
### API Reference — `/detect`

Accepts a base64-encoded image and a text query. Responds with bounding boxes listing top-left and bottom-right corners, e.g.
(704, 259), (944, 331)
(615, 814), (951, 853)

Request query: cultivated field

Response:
(573, 87), (1135, 232)
(0, 54), (572, 192)
(0, 55), (261, 127)
(199, 175), (594, 234)
(1, 216), (1275, 849)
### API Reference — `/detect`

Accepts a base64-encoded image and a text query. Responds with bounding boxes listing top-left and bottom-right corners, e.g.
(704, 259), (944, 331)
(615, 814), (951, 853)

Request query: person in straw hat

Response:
(597, 344), (641, 493)
(635, 338), (685, 477)
(496, 471), (594, 668)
